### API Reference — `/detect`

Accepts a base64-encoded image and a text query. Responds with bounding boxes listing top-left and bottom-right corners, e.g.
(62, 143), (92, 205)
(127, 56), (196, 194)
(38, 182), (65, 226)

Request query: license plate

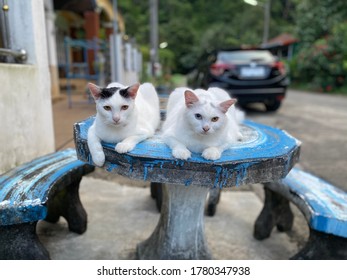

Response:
(240, 67), (266, 78)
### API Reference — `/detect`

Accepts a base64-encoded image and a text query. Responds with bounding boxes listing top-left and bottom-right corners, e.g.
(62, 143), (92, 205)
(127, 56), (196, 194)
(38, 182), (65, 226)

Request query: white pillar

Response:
(44, 0), (60, 100)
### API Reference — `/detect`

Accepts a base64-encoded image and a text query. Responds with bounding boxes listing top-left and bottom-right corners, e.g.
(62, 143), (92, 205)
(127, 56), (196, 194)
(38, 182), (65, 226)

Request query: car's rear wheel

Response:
(264, 99), (281, 112)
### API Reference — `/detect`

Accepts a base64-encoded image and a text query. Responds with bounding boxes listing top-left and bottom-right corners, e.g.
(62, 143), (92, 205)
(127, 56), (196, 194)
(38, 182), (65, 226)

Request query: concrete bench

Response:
(254, 168), (347, 259)
(0, 148), (94, 259)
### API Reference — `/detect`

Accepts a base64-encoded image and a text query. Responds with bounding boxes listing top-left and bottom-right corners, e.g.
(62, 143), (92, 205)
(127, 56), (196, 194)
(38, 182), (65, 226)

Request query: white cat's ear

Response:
(88, 83), (102, 100)
(219, 99), (237, 113)
(184, 90), (199, 108)
(127, 83), (140, 99)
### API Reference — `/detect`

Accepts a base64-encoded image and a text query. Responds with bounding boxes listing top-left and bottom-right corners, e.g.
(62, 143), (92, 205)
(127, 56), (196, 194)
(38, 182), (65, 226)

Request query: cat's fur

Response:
(161, 87), (243, 160)
(87, 82), (160, 166)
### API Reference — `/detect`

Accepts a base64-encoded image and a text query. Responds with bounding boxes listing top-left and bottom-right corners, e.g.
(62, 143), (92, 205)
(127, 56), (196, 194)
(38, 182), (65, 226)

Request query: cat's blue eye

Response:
(103, 106), (111, 111)
(195, 114), (202, 120)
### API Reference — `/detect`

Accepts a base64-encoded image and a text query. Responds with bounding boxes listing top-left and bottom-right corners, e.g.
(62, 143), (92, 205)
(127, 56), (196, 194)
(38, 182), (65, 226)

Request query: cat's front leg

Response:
(203, 141), (231, 160)
(202, 147), (222, 161)
(172, 146), (191, 160)
(115, 134), (149, 153)
(88, 126), (105, 167)
(164, 135), (191, 160)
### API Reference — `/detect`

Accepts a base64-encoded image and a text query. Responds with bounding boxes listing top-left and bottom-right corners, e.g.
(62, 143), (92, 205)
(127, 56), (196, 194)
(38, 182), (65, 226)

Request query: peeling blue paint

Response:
(0, 149), (92, 226)
(78, 117), (299, 163)
(212, 161), (256, 188)
(75, 117), (300, 188)
(213, 166), (223, 188)
(105, 163), (119, 173)
(184, 179), (193, 186)
(0, 150), (75, 201)
(283, 168), (347, 238)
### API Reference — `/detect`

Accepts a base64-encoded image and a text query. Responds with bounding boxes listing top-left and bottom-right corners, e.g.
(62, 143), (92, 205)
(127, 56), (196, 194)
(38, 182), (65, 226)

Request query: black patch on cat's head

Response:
(119, 87), (130, 98)
(100, 87), (120, 99)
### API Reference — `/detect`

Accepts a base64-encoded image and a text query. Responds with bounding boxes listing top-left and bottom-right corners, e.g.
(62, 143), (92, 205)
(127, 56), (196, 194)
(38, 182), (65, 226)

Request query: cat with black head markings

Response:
(87, 82), (160, 167)
(161, 87), (243, 161)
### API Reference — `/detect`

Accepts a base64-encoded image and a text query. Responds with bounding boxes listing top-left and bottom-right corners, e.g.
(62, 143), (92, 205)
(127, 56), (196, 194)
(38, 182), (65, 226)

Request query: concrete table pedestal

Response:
(137, 184), (211, 259)
(74, 117), (301, 260)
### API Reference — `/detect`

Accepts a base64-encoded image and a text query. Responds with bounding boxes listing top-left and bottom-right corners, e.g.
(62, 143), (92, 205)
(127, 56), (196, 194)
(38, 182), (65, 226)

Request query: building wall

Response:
(0, 0), (55, 173)
(45, 0), (61, 101)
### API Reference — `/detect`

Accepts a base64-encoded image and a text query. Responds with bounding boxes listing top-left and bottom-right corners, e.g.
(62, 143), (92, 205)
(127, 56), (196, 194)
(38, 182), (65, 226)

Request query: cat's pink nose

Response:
(203, 126), (210, 132)
(113, 116), (120, 123)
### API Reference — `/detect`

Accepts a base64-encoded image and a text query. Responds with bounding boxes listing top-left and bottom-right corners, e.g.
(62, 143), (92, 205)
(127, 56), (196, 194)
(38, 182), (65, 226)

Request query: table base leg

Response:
(254, 183), (294, 240)
(45, 177), (87, 234)
(0, 222), (50, 260)
(137, 184), (212, 260)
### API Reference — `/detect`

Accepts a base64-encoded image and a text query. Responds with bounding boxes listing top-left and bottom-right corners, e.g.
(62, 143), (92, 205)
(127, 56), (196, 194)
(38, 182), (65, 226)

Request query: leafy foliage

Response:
(292, 0), (347, 91)
(116, 0), (347, 93)
(118, 0), (297, 74)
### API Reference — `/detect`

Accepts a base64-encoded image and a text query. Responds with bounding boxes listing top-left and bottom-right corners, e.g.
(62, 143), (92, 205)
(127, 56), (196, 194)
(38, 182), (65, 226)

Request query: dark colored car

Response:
(187, 49), (289, 111)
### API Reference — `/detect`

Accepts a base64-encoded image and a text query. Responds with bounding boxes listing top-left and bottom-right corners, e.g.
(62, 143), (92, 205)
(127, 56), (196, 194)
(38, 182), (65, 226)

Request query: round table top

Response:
(74, 116), (301, 188)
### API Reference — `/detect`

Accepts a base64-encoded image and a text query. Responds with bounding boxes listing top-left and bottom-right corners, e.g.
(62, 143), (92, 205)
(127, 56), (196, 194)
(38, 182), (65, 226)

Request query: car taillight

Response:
(210, 63), (232, 76)
(272, 61), (286, 75)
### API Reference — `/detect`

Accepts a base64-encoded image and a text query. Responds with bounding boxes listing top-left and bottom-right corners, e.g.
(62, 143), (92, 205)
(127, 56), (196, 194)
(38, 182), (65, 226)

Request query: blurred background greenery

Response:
(118, 0), (347, 94)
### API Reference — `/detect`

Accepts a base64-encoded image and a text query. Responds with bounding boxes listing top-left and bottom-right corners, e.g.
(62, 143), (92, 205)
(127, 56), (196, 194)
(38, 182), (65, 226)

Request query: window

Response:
(0, 0), (9, 60)
(0, 0), (26, 63)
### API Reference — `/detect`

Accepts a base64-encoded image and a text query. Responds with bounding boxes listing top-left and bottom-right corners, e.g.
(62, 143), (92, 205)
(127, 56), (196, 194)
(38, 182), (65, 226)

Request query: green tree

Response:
(296, 0), (347, 47)
(292, 0), (347, 90)
(119, 0), (297, 74)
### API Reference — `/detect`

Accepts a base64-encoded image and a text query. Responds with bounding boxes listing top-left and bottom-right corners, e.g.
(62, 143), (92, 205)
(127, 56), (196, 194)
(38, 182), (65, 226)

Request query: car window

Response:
(217, 51), (274, 64)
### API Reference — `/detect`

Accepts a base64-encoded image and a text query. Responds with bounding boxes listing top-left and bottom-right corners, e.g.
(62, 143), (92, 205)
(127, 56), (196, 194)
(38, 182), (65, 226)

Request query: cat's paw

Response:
(92, 151), (105, 167)
(237, 132), (244, 141)
(115, 142), (135, 153)
(172, 147), (191, 160)
(202, 147), (221, 161)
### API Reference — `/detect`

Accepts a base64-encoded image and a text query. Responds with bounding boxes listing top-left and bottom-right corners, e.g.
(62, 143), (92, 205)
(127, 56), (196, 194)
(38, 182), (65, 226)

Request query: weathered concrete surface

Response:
(137, 184), (211, 260)
(37, 176), (300, 260)
(74, 117), (300, 189)
(0, 65), (54, 174)
(0, 0), (55, 174)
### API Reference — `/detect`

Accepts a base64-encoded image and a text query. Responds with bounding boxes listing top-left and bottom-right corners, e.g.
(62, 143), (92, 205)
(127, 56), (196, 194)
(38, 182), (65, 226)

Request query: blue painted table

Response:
(74, 116), (301, 259)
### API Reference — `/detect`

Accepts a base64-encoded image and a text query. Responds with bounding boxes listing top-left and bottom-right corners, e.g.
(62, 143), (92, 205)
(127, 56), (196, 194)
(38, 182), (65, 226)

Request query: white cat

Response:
(161, 87), (243, 160)
(87, 82), (160, 166)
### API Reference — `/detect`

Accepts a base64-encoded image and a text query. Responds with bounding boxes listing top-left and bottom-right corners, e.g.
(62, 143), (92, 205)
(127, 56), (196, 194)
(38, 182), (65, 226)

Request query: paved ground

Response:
(46, 91), (310, 260)
(245, 89), (347, 191)
(38, 177), (302, 260)
(52, 94), (95, 151)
